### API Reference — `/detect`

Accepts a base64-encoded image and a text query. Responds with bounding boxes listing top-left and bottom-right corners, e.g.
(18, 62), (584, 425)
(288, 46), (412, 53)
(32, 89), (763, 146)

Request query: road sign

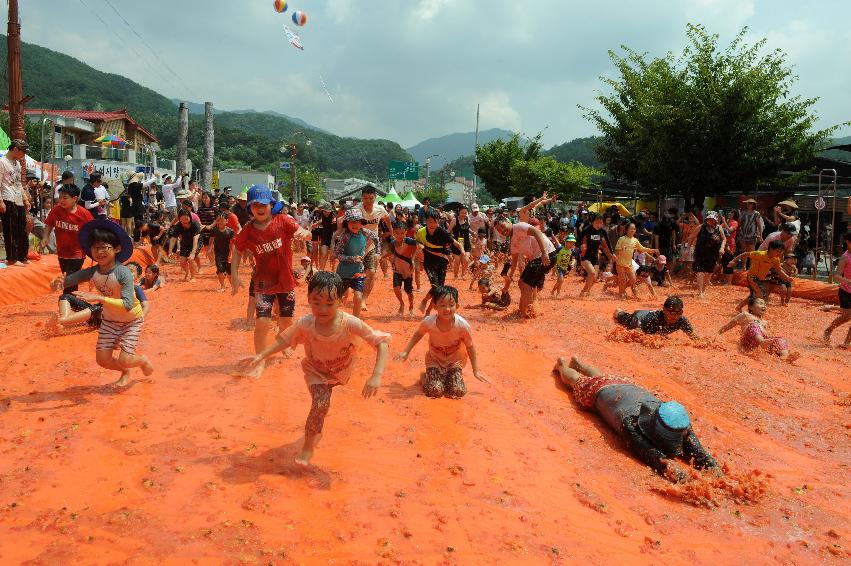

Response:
(389, 160), (420, 180)
(280, 162), (292, 170)
(814, 196), (826, 210)
(211, 169), (219, 190)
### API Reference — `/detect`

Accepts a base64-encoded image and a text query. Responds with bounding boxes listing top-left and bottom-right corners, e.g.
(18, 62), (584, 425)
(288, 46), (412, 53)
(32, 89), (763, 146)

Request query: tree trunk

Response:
(202, 102), (214, 190)
(176, 102), (188, 174)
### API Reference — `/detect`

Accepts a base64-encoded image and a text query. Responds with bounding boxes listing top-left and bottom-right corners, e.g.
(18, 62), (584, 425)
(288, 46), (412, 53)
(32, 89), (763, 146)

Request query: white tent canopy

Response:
(399, 191), (422, 209)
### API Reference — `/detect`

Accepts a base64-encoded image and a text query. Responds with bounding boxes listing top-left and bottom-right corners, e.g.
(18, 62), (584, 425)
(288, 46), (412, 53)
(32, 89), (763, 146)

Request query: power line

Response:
(76, 0), (175, 90)
(101, 0), (198, 100)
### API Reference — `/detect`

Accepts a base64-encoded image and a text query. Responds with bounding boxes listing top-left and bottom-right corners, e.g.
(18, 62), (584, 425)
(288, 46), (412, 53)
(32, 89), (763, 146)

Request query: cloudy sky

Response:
(21, 0), (851, 148)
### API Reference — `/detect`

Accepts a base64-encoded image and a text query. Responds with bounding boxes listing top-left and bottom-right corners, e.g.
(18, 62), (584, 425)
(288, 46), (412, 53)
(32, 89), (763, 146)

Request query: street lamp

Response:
(423, 153), (440, 193)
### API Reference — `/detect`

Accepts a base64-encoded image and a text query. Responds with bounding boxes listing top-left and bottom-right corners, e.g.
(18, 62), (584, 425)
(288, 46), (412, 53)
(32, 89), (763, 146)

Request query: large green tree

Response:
(583, 24), (844, 204)
(475, 132), (600, 200)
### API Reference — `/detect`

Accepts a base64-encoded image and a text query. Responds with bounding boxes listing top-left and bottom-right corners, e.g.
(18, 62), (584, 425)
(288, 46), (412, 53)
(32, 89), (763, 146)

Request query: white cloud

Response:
(414, 0), (452, 21)
(477, 92), (522, 132)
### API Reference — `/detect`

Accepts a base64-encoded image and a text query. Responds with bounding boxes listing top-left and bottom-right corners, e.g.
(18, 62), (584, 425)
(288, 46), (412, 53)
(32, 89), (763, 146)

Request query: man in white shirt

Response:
(161, 173), (186, 220)
(93, 181), (109, 218)
(53, 171), (76, 199)
(494, 219), (556, 319)
(357, 184), (392, 309)
(0, 139), (32, 265)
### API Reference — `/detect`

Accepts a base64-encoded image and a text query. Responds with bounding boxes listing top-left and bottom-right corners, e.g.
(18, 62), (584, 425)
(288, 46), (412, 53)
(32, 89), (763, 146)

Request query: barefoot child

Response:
(238, 271), (389, 465)
(578, 214), (614, 298)
(727, 240), (791, 311)
(334, 208), (380, 319)
(231, 185), (312, 376)
(416, 209), (464, 314)
(551, 233), (576, 297)
(477, 278), (511, 310)
(171, 210), (201, 282)
(494, 218), (557, 318)
(396, 286), (489, 398)
(614, 223), (658, 299)
(41, 183), (94, 302)
(823, 232), (851, 348)
(389, 221), (417, 316)
(139, 264), (164, 292)
(209, 212), (236, 292)
(51, 219), (154, 386)
(50, 284), (149, 330)
(718, 296), (799, 361)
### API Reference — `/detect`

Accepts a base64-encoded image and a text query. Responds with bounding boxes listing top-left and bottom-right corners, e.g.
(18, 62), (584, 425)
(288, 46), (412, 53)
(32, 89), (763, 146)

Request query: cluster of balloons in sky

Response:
(273, 0), (307, 26)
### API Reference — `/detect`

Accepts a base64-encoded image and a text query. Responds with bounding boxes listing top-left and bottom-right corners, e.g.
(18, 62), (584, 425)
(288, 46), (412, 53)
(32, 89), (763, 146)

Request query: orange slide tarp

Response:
(732, 272), (840, 305)
(0, 247), (155, 308)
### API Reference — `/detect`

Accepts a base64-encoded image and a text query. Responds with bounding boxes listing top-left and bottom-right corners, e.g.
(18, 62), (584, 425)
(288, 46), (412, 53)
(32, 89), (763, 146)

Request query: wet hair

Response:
(431, 285), (459, 304)
(181, 199), (194, 210)
(126, 262), (143, 277)
(767, 240), (785, 251)
(663, 295), (684, 311)
(477, 227), (487, 235)
(146, 264), (160, 275)
(361, 185), (377, 195)
(178, 210), (191, 220)
(308, 270), (345, 300)
(217, 211), (230, 220)
(88, 227), (120, 248)
(392, 220), (406, 231)
(589, 213), (602, 223)
(218, 199), (230, 209)
(478, 278), (491, 288)
(426, 208), (441, 221)
(747, 295), (764, 310)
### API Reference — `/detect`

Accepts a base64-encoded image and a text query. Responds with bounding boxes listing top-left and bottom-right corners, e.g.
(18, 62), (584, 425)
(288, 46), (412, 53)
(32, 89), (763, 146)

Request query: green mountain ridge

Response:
(0, 35), (410, 179)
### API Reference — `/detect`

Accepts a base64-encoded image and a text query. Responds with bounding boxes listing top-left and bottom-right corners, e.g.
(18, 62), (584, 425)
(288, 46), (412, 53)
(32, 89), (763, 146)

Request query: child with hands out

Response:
(396, 285), (490, 398)
(236, 271), (389, 466)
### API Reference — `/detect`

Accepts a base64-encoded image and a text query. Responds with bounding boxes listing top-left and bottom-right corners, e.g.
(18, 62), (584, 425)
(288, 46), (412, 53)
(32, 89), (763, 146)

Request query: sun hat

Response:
(128, 172), (145, 184)
(705, 211), (719, 222)
(777, 199), (798, 210)
(78, 218), (134, 263)
(637, 400), (690, 456)
(345, 207), (364, 223)
(742, 197), (757, 205)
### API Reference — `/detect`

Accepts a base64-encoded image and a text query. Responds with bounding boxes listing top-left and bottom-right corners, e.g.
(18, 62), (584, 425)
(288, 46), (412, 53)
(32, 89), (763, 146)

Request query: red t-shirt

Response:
(45, 205), (94, 259)
(233, 214), (298, 294)
(225, 211), (241, 233)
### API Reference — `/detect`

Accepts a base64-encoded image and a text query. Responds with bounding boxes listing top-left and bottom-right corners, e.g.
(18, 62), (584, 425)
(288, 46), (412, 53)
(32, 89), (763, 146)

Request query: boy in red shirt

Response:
(41, 184), (94, 293)
(231, 185), (311, 377)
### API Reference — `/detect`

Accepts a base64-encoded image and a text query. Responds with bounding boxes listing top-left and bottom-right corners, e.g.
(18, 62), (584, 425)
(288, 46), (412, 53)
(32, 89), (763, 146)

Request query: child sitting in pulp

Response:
(238, 271), (390, 465)
(396, 286), (489, 398)
(717, 296), (799, 362)
(477, 278), (511, 310)
(51, 219), (154, 387)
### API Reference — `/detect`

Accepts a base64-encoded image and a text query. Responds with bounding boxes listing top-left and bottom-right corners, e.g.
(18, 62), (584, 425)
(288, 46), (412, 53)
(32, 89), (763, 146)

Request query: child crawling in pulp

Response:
(238, 271), (390, 465)
(718, 296), (800, 362)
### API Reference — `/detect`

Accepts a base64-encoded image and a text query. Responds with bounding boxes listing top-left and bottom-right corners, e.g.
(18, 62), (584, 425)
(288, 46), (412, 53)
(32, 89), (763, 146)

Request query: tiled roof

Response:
(22, 108), (159, 143)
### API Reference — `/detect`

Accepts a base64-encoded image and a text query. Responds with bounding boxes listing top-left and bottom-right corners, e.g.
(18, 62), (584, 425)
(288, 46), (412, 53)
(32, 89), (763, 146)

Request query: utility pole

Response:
(473, 103), (480, 202)
(177, 102), (189, 174)
(201, 102), (214, 189)
(291, 158), (297, 204)
(7, 0), (28, 142)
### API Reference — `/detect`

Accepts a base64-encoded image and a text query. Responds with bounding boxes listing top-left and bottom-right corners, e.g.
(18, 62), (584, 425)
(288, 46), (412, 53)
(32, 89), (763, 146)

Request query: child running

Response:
(334, 208), (380, 319)
(614, 223), (658, 298)
(551, 233), (576, 297)
(718, 296), (800, 362)
(41, 183), (94, 307)
(396, 286), (489, 398)
(209, 212), (236, 292)
(389, 221), (417, 316)
(51, 219), (154, 387)
(727, 240), (791, 311)
(416, 209), (464, 314)
(578, 214), (614, 298)
(171, 210), (201, 282)
(238, 271), (390, 465)
(822, 231), (851, 348)
(231, 185), (311, 377)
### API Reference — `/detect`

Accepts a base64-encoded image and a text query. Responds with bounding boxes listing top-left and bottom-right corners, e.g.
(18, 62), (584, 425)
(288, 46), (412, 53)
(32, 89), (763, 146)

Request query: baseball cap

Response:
(247, 184), (274, 205)
(471, 203), (479, 211)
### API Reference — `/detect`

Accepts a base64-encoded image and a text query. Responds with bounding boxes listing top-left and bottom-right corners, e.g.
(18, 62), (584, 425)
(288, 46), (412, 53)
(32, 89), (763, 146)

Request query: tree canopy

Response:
(583, 24), (844, 204)
(475, 133), (600, 200)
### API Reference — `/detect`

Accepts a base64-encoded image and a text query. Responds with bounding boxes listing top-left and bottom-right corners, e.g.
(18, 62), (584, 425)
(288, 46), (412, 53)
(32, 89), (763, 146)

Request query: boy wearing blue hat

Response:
(553, 356), (718, 482)
(231, 185), (311, 377)
(51, 219), (154, 387)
